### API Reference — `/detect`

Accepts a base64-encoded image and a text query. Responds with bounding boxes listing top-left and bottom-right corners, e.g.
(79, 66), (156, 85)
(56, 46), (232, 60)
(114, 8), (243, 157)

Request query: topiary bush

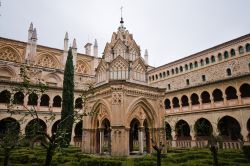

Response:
(242, 145), (250, 161)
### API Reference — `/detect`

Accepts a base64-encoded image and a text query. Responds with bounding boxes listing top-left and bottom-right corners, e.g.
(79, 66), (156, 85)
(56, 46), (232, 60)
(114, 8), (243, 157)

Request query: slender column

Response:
(171, 130), (176, 147)
(49, 97), (53, 112)
(99, 128), (104, 154)
(199, 98), (202, 110)
(188, 97), (192, 111)
(211, 95), (215, 108)
(70, 123), (76, 146)
(237, 91), (242, 105)
(24, 95), (28, 107)
(222, 91), (227, 106)
(190, 132), (196, 148)
(179, 100), (183, 112)
(139, 127), (144, 154)
(37, 96), (41, 111)
(170, 99), (174, 112)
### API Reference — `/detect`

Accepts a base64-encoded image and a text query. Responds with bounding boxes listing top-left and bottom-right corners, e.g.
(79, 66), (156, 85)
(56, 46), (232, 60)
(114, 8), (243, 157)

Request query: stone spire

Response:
(28, 22), (33, 42)
(118, 6), (126, 31)
(144, 49), (148, 65)
(94, 39), (98, 57)
(72, 38), (77, 66)
(72, 38), (77, 49)
(31, 28), (37, 40)
(63, 32), (69, 67)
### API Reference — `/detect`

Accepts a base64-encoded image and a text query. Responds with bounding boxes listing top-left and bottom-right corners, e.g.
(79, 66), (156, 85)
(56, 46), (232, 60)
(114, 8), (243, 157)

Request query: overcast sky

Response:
(0, 0), (249, 67)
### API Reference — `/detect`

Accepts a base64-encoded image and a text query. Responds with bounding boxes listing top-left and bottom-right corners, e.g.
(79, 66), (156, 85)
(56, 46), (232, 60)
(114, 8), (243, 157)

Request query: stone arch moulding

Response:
(43, 73), (62, 84)
(0, 45), (22, 62)
(36, 53), (60, 69)
(90, 99), (111, 128)
(75, 59), (91, 74)
(126, 97), (158, 129)
(0, 65), (17, 79)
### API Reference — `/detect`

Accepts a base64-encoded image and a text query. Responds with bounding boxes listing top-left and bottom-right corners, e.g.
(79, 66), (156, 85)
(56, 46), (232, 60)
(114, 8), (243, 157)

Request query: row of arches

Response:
(0, 90), (84, 109)
(0, 117), (83, 142)
(164, 83), (250, 109)
(149, 43), (250, 82)
(165, 116), (248, 141)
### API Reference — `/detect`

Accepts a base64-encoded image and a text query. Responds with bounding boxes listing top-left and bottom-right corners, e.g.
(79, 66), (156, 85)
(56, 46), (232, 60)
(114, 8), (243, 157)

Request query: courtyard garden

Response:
(0, 146), (249, 166)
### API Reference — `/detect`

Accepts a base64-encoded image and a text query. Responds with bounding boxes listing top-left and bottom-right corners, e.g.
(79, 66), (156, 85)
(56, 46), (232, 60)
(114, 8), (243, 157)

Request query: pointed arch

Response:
(36, 53), (60, 69)
(0, 65), (17, 80)
(126, 97), (157, 128)
(91, 99), (111, 128)
(0, 45), (22, 62)
(75, 59), (91, 74)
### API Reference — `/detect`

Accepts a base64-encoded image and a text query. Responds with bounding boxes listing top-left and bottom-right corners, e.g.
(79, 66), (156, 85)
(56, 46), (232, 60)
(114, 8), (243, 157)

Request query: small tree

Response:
(60, 47), (74, 146)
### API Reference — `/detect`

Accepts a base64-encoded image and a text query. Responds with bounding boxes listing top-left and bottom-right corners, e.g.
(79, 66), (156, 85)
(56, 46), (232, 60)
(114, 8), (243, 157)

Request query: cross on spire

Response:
(120, 6), (124, 25)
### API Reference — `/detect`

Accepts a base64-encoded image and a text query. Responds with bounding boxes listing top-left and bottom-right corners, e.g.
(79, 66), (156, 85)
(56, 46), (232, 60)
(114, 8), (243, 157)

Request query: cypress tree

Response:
(60, 47), (74, 146)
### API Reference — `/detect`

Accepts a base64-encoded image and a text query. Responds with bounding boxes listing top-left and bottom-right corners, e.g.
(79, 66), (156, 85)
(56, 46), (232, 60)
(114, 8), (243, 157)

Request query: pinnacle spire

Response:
(29, 22), (33, 31)
(65, 32), (68, 40)
(72, 38), (77, 49)
(94, 39), (98, 47)
(31, 28), (37, 40)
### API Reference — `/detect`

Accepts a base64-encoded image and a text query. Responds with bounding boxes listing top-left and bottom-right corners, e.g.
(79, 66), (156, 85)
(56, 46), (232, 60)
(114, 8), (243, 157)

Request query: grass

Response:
(0, 146), (249, 166)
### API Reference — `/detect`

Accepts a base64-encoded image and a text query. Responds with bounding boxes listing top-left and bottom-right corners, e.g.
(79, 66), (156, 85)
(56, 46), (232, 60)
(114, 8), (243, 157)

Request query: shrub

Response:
(242, 145), (250, 161)
(80, 159), (122, 166)
(134, 160), (156, 166)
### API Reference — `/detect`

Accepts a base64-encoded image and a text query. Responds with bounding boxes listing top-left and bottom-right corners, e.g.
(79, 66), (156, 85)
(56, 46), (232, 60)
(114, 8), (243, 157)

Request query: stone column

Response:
(237, 91), (242, 105)
(222, 91), (227, 106)
(70, 123), (76, 146)
(24, 95), (28, 107)
(139, 127), (144, 154)
(199, 98), (202, 110)
(190, 132), (196, 148)
(211, 95), (215, 108)
(99, 128), (104, 154)
(171, 130), (176, 147)
(49, 98), (53, 112)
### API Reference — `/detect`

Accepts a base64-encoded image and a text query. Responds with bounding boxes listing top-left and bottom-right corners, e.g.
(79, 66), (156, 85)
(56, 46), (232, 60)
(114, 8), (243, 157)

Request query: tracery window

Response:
(37, 55), (56, 68)
(76, 61), (89, 74)
(0, 47), (20, 62)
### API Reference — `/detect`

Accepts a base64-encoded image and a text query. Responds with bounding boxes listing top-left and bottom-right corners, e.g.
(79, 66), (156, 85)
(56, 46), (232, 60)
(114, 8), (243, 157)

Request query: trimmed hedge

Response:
(242, 145), (250, 161)
(80, 158), (122, 166)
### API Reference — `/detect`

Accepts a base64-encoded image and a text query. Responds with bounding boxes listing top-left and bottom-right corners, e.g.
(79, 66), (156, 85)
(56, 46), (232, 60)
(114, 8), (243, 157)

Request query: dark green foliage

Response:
(80, 158), (122, 166)
(61, 48), (75, 146)
(242, 145), (250, 161)
(134, 160), (156, 166)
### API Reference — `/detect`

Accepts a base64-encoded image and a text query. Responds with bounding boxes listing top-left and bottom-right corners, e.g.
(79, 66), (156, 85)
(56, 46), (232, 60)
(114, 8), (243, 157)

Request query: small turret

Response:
(31, 28), (37, 41)
(62, 32), (69, 67)
(28, 22), (33, 42)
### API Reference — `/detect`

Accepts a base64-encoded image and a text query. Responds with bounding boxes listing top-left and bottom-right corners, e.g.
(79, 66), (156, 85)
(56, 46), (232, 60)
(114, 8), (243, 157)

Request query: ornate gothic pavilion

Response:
(0, 19), (250, 156)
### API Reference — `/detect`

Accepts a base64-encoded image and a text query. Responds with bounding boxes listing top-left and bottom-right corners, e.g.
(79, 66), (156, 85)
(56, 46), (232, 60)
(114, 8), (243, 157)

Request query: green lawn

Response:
(0, 146), (249, 166)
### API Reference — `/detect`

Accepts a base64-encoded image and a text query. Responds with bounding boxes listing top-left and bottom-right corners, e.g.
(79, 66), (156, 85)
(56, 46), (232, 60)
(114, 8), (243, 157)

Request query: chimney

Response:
(84, 43), (92, 55)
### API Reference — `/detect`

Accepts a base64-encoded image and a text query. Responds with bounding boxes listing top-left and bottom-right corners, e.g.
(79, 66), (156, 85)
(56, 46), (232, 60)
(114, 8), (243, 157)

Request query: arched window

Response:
(13, 92), (24, 105)
(40, 94), (50, 107)
(148, 76), (151, 82)
(224, 51), (229, 59)
(191, 93), (199, 105)
(218, 116), (242, 140)
(28, 93), (38, 105)
(226, 68), (232, 76)
(163, 72), (166, 77)
(75, 97), (83, 109)
(167, 70), (170, 76)
(152, 75), (154, 81)
(25, 119), (47, 138)
(225, 86), (238, 100)
(164, 99), (171, 109)
(165, 122), (172, 140)
(171, 69), (174, 75)
(201, 91), (211, 103)
(155, 74), (158, 80)
(159, 73), (162, 78)
(211, 56), (215, 63)
(175, 67), (179, 74)
(194, 61), (198, 67)
(240, 83), (250, 98)
(194, 118), (213, 138)
(246, 43), (250, 52)
(205, 57), (210, 64)
(200, 59), (204, 66)
(0, 90), (11, 103)
(218, 53), (222, 61)
(239, 46), (244, 54)
(181, 95), (189, 106)
(175, 120), (191, 140)
(172, 97), (180, 108)
(189, 63), (193, 69)
(53, 96), (61, 107)
(212, 89), (223, 102)
(185, 64), (188, 71)
(179, 66), (183, 72)
(230, 49), (236, 57)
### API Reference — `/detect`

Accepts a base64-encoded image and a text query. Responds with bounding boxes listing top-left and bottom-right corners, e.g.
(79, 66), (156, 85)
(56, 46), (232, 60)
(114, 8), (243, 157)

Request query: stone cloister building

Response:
(0, 19), (250, 156)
